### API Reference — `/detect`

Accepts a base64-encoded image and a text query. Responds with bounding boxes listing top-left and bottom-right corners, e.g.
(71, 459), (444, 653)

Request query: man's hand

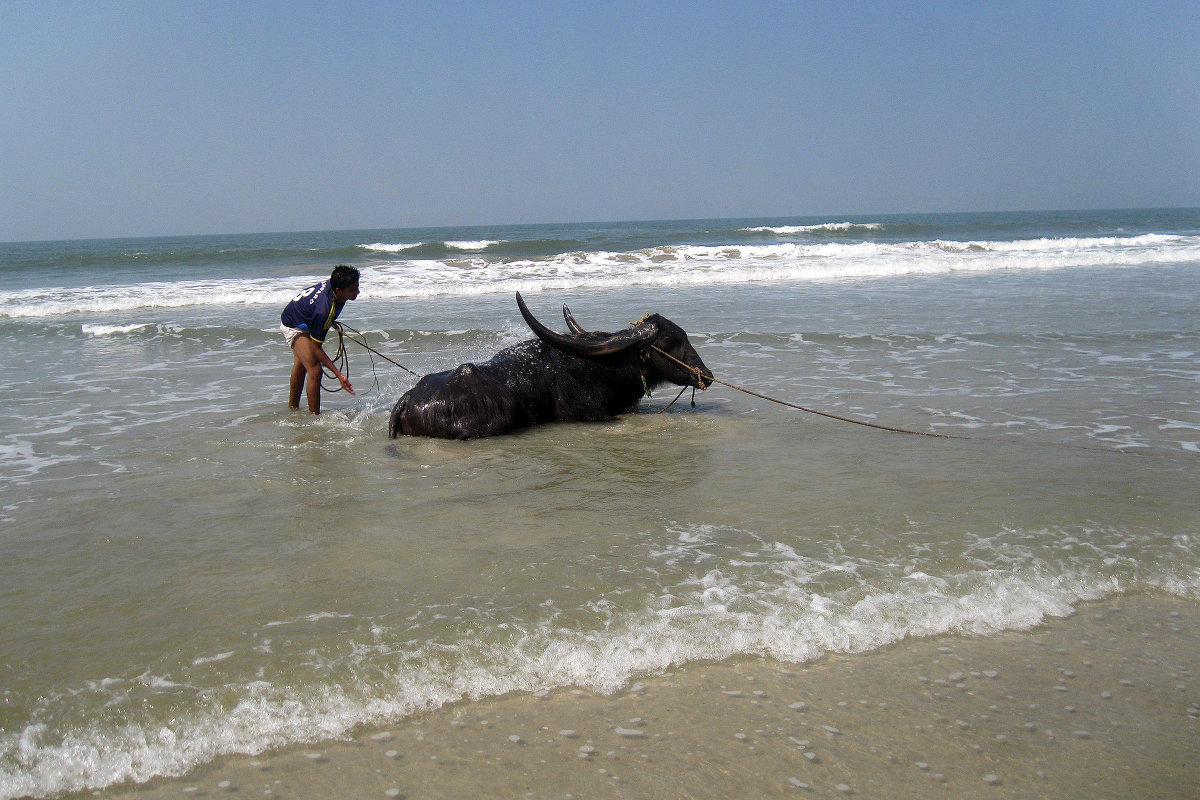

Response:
(338, 373), (355, 394)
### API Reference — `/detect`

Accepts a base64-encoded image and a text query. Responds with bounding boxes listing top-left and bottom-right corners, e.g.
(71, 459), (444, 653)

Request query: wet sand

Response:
(106, 594), (1198, 800)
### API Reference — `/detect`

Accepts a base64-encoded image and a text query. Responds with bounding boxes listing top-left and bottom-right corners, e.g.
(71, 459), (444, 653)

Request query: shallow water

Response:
(1, 210), (1198, 797)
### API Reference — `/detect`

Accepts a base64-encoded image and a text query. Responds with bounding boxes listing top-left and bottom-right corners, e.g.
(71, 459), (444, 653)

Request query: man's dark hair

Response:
(331, 264), (360, 290)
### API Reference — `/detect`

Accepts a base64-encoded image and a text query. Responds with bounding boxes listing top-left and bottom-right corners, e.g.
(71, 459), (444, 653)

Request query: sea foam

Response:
(6, 519), (1194, 800)
(4, 234), (1199, 318)
(742, 222), (884, 234)
(81, 323), (152, 336)
(0, 573), (1117, 800)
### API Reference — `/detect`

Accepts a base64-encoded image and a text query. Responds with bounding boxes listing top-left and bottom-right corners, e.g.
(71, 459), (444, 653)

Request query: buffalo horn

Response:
(562, 304), (587, 334)
(516, 292), (656, 357)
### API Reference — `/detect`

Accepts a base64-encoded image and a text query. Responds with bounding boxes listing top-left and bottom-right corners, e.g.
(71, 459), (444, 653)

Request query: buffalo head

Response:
(517, 292), (713, 390)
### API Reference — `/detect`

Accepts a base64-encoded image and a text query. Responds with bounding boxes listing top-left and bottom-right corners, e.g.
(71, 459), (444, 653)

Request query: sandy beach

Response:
(101, 593), (1197, 800)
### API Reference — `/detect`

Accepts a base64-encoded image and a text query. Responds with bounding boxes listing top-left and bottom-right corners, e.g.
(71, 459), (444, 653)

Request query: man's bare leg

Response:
(289, 353), (306, 409)
(290, 336), (325, 413)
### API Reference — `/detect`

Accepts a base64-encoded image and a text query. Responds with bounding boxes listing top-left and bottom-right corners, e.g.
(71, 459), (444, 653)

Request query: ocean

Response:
(1, 209), (1198, 798)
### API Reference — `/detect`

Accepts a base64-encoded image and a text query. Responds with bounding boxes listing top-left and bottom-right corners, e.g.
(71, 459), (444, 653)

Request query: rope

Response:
(319, 324), (352, 393)
(657, 385), (690, 414)
(335, 323), (421, 376)
(650, 345), (965, 439)
(320, 323), (421, 395)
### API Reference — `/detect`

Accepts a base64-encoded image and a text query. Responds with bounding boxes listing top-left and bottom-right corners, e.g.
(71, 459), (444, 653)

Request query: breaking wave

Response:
(742, 222), (884, 234)
(5, 517), (1194, 799)
(4, 233), (1199, 319)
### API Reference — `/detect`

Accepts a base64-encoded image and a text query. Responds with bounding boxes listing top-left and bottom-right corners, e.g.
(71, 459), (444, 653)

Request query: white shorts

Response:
(280, 323), (306, 347)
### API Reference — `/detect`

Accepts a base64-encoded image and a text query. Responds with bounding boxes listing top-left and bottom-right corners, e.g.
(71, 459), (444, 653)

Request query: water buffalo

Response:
(388, 292), (712, 439)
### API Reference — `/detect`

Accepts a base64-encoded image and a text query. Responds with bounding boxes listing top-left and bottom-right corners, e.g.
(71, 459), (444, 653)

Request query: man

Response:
(280, 264), (360, 413)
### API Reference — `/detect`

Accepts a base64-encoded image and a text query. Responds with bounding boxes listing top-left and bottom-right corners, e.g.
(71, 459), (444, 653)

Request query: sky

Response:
(2, 1), (1198, 242)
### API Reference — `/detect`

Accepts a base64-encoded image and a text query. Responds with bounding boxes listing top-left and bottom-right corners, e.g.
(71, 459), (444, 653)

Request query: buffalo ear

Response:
(517, 292), (656, 357)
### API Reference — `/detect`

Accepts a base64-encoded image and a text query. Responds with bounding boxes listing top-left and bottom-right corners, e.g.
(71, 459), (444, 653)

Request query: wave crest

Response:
(741, 222), (884, 234)
(5, 234), (1198, 318)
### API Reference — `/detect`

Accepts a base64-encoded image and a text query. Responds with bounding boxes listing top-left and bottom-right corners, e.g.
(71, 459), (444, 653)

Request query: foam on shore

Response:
(103, 593), (1199, 799)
